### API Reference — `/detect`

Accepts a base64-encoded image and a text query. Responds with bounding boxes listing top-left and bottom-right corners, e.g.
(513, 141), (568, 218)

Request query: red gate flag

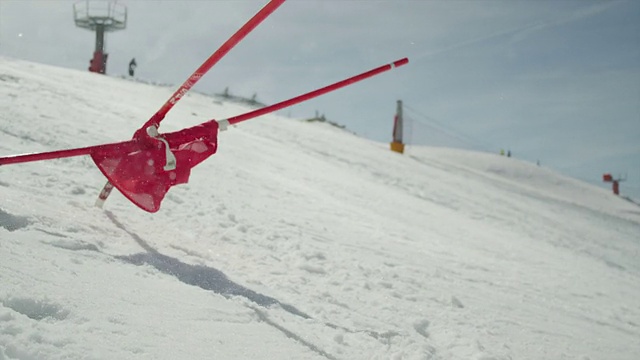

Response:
(91, 121), (219, 212)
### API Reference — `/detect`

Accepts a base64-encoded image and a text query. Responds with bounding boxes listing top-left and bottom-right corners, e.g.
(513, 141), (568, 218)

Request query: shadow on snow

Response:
(106, 211), (310, 320)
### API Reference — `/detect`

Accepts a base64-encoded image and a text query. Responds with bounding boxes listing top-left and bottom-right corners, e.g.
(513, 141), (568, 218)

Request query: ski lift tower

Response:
(73, 1), (127, 74)
(390, 100), (405, 154)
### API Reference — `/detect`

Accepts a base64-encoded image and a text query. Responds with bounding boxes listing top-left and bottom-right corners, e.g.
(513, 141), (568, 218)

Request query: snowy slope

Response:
(1, 57), (639, 360)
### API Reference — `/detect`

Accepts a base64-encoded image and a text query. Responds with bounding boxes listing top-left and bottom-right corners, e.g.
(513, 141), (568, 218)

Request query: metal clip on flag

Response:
(0, 0), (408, 213)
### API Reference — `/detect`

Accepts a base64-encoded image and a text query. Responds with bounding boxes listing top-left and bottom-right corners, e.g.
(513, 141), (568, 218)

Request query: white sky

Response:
(1, 56), (639, 359)
(0, 0), (639, 198)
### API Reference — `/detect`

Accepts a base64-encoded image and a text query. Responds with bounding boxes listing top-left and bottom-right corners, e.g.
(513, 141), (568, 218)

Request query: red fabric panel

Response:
(91, 120), (219, 212)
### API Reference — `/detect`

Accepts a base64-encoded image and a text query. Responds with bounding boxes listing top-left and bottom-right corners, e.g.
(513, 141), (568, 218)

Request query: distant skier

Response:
(128, 58), (137, 77)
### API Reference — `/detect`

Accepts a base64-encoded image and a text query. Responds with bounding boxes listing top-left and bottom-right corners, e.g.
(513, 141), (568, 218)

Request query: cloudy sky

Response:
(1, 0), (639, 197)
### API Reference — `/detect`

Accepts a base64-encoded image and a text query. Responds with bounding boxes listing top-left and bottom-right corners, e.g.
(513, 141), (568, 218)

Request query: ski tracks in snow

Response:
(100, 210), (434, 360)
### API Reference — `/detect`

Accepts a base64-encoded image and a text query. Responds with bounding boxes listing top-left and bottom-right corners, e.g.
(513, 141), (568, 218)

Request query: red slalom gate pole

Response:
(96, 0), (286, 207)
(223, 58), (409, 126)
(0, 58), (408, 167)
(142, 0), (286, 130)
(0, 140), (138, 166)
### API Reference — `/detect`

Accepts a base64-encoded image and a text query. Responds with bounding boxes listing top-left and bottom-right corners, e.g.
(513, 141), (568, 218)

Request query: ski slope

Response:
(1, 57), (639, 360)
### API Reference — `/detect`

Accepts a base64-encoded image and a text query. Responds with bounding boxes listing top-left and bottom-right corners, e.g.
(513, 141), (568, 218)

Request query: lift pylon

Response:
(73, 1), (127, 74)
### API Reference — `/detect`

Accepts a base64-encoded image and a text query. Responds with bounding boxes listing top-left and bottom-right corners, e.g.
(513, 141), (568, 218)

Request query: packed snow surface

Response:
(0, 57), (639, 359)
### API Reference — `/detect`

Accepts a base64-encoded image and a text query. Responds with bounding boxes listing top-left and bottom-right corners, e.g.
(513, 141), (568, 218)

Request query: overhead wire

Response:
(402, 103), (494, 152)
